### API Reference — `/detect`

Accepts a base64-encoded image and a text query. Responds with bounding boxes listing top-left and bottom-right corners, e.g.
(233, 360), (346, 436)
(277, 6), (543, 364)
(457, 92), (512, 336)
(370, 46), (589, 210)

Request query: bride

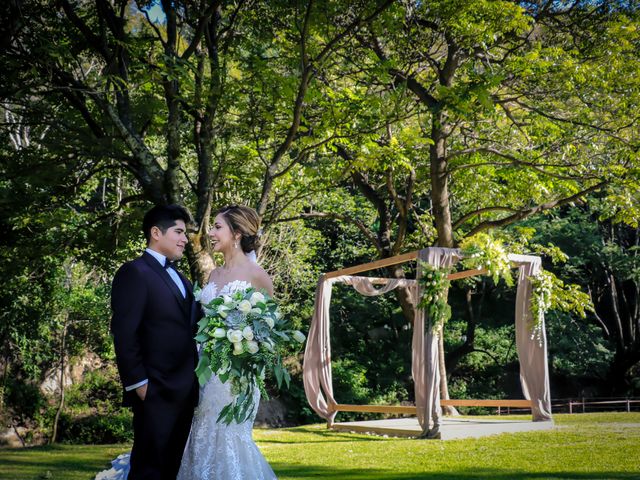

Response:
(97, 205), (276, 480)
(177, 205), (276, 479)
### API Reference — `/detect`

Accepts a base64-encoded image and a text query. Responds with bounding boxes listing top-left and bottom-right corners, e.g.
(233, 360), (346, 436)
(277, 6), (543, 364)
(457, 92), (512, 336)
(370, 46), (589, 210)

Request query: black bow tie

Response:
(164, 260), (176, 270)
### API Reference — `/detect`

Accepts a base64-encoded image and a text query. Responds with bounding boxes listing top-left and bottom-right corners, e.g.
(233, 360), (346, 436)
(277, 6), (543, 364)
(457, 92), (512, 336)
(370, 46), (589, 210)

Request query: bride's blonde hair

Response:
(216, 205), (261, 253)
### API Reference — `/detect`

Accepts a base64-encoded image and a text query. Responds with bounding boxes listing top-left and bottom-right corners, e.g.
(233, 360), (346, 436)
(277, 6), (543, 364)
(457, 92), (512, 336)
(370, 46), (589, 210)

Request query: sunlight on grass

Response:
(0, 413), (638, 480)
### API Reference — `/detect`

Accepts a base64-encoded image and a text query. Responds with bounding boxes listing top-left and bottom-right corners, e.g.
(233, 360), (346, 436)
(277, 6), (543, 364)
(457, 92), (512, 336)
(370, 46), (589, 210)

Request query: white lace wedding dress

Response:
(177, 280), (276, 480)
(95, 279), (276, 480)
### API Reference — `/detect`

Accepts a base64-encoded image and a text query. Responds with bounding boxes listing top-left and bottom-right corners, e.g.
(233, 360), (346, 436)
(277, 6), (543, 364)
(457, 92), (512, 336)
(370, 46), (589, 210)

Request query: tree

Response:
(526, 206), (639, 394)
(1, 0), (395, 284)
(291, 0), (639, 405)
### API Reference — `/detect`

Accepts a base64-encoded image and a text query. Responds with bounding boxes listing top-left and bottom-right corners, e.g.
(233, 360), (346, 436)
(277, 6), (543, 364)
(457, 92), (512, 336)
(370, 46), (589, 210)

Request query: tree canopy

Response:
(1, 0), (638, 440)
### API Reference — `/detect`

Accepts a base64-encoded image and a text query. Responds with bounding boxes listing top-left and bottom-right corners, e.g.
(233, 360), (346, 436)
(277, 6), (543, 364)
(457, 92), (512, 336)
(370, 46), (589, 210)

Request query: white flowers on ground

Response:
(192, 285), (306, 425)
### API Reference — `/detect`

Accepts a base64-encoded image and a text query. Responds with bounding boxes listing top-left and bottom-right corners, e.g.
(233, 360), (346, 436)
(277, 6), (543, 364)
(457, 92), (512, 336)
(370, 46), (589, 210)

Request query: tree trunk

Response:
(0, 357), (8, 412)
(50, 317), (68, 444)
(188, 231), (216, 286)
(430, 114), (458, 414)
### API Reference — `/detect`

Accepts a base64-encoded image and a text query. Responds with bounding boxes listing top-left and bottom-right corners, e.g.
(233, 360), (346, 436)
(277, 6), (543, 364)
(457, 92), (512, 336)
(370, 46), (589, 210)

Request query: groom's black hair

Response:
(142, 204), (193, 243)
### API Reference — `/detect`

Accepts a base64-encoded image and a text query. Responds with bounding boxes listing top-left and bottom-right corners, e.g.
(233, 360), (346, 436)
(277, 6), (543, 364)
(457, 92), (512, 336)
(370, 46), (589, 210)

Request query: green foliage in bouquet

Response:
(193, 285), (306, 424)
(417, 262), (452, 329)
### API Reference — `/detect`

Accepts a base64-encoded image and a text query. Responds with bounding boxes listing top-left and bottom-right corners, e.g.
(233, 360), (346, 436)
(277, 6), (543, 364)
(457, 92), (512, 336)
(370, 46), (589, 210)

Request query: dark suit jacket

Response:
(111, 252), (200, 407)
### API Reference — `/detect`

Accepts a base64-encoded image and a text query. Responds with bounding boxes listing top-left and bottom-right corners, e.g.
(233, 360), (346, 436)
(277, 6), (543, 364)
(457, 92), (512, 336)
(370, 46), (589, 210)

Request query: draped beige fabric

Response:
(302, 275), (415, 425)
(302, 274), (338, 425)
(413, 248), (463, 437)
(510, 254), (553, 421)
(302, 248), (552, 434)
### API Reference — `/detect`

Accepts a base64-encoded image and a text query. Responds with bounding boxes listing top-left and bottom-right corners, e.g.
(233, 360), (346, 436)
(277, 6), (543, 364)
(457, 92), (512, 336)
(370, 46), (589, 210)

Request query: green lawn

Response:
(1, 413), (639, 480)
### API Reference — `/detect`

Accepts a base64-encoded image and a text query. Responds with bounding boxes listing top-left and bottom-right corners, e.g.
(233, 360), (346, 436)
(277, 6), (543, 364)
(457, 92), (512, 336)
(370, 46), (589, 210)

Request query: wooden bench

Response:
(331, 398), (532, 415)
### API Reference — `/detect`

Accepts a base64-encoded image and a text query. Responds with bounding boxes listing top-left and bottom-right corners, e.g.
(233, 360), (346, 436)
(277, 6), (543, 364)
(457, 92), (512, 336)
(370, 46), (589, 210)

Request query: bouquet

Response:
(193, 285), (305, 424)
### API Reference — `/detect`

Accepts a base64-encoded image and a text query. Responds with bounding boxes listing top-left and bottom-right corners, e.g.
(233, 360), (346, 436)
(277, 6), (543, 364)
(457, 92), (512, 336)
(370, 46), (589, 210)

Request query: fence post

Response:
(582, 397), (585, 413)
(569, 401), (573, 414)
(627, 399), (631, 413)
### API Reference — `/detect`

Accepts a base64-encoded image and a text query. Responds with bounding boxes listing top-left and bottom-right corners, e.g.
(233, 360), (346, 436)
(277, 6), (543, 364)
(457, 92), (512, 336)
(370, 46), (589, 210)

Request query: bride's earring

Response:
(234, 240), (239, 249)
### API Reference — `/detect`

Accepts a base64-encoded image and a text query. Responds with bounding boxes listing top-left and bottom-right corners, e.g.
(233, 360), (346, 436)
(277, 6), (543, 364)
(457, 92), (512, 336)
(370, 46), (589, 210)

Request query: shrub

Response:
(56, 410), (132, 444)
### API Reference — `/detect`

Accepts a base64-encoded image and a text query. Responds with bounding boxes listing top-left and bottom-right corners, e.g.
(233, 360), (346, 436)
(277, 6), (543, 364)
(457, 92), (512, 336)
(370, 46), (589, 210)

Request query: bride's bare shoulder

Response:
(207, 267), (222, 285)
(248, 263), (273, 296)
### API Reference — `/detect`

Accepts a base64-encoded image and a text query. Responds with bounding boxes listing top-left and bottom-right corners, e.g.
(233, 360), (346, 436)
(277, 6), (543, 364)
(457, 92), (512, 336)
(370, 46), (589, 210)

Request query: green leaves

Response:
(460, 233), (514, 287)
(195, 355), (212, 387)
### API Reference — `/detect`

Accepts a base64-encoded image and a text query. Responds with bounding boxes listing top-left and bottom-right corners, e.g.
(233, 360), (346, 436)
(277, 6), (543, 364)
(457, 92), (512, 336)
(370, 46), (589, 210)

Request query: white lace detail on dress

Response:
(176, 279), (276, 480)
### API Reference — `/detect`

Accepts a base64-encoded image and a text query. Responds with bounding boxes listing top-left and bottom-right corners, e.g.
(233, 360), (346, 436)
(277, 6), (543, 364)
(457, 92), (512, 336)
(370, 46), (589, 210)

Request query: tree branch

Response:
(275, 211), (382, 254)
(466, 181), (608, 236)
(453, 207), (520, 230)
(181, 1), (221, 60)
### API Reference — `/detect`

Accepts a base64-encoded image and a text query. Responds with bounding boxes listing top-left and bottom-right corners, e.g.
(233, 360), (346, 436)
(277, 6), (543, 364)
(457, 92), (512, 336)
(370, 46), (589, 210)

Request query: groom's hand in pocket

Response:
(136, 384), (148, 401)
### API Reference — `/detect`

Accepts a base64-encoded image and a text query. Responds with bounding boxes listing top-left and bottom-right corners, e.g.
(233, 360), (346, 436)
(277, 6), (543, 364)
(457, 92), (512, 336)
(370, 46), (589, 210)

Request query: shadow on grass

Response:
(270, 464), (640, 480)
(0, 444), (122, 479)
(258, 427), (387, 444)
(0, 456), (109, 473)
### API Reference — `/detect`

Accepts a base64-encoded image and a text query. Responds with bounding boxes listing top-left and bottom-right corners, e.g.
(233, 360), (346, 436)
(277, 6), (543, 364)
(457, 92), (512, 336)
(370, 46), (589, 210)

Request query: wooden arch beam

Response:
(324, 250), (488, 282)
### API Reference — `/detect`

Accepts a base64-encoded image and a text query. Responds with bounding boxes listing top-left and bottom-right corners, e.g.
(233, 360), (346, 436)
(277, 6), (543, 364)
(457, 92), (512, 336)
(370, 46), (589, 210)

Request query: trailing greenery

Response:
(417, 262), (452, 329)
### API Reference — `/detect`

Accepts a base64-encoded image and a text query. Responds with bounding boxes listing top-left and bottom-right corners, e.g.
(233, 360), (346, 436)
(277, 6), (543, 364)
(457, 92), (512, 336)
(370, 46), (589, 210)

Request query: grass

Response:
(0, 413), (638, 480)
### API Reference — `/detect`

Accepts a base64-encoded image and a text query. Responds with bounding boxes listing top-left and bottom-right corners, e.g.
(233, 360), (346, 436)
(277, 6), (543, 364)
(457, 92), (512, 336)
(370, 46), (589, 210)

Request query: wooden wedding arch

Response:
(302, 247), (553, 438)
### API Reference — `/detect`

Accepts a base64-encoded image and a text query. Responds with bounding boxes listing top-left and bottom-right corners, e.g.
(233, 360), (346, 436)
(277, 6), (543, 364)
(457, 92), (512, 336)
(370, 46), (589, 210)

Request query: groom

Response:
(111, 204), (200, 480)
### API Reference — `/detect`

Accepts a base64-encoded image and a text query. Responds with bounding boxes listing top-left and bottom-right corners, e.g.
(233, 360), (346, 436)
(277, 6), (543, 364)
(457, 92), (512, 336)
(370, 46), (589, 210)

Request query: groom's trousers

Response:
(128, 389), (196, 480)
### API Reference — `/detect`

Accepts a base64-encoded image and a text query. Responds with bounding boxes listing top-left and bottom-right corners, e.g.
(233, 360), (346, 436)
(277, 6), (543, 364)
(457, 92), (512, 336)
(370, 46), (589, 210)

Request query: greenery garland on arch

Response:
(459, 233), (514, 287)
(417, 262), (451, 329)
(417, 233), (593, 342)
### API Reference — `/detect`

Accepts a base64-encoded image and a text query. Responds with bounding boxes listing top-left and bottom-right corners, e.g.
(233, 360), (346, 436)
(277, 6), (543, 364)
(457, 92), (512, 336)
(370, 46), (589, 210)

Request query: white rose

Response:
(232, 342), (244, 355)
(246, 340), (259, 354)
(238, 300), (252, 314)
(249, 291), (266, 306)
(242, 326), (254, 341)
(219, 310), (228, 319)
(265, 316), (275, 329)
(292, 330), (306, 343)
(227, 329), (243, 343)
(251, 307), (262, 314)
(222, 294), (233, 304)
(213, 328), (226, 338)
